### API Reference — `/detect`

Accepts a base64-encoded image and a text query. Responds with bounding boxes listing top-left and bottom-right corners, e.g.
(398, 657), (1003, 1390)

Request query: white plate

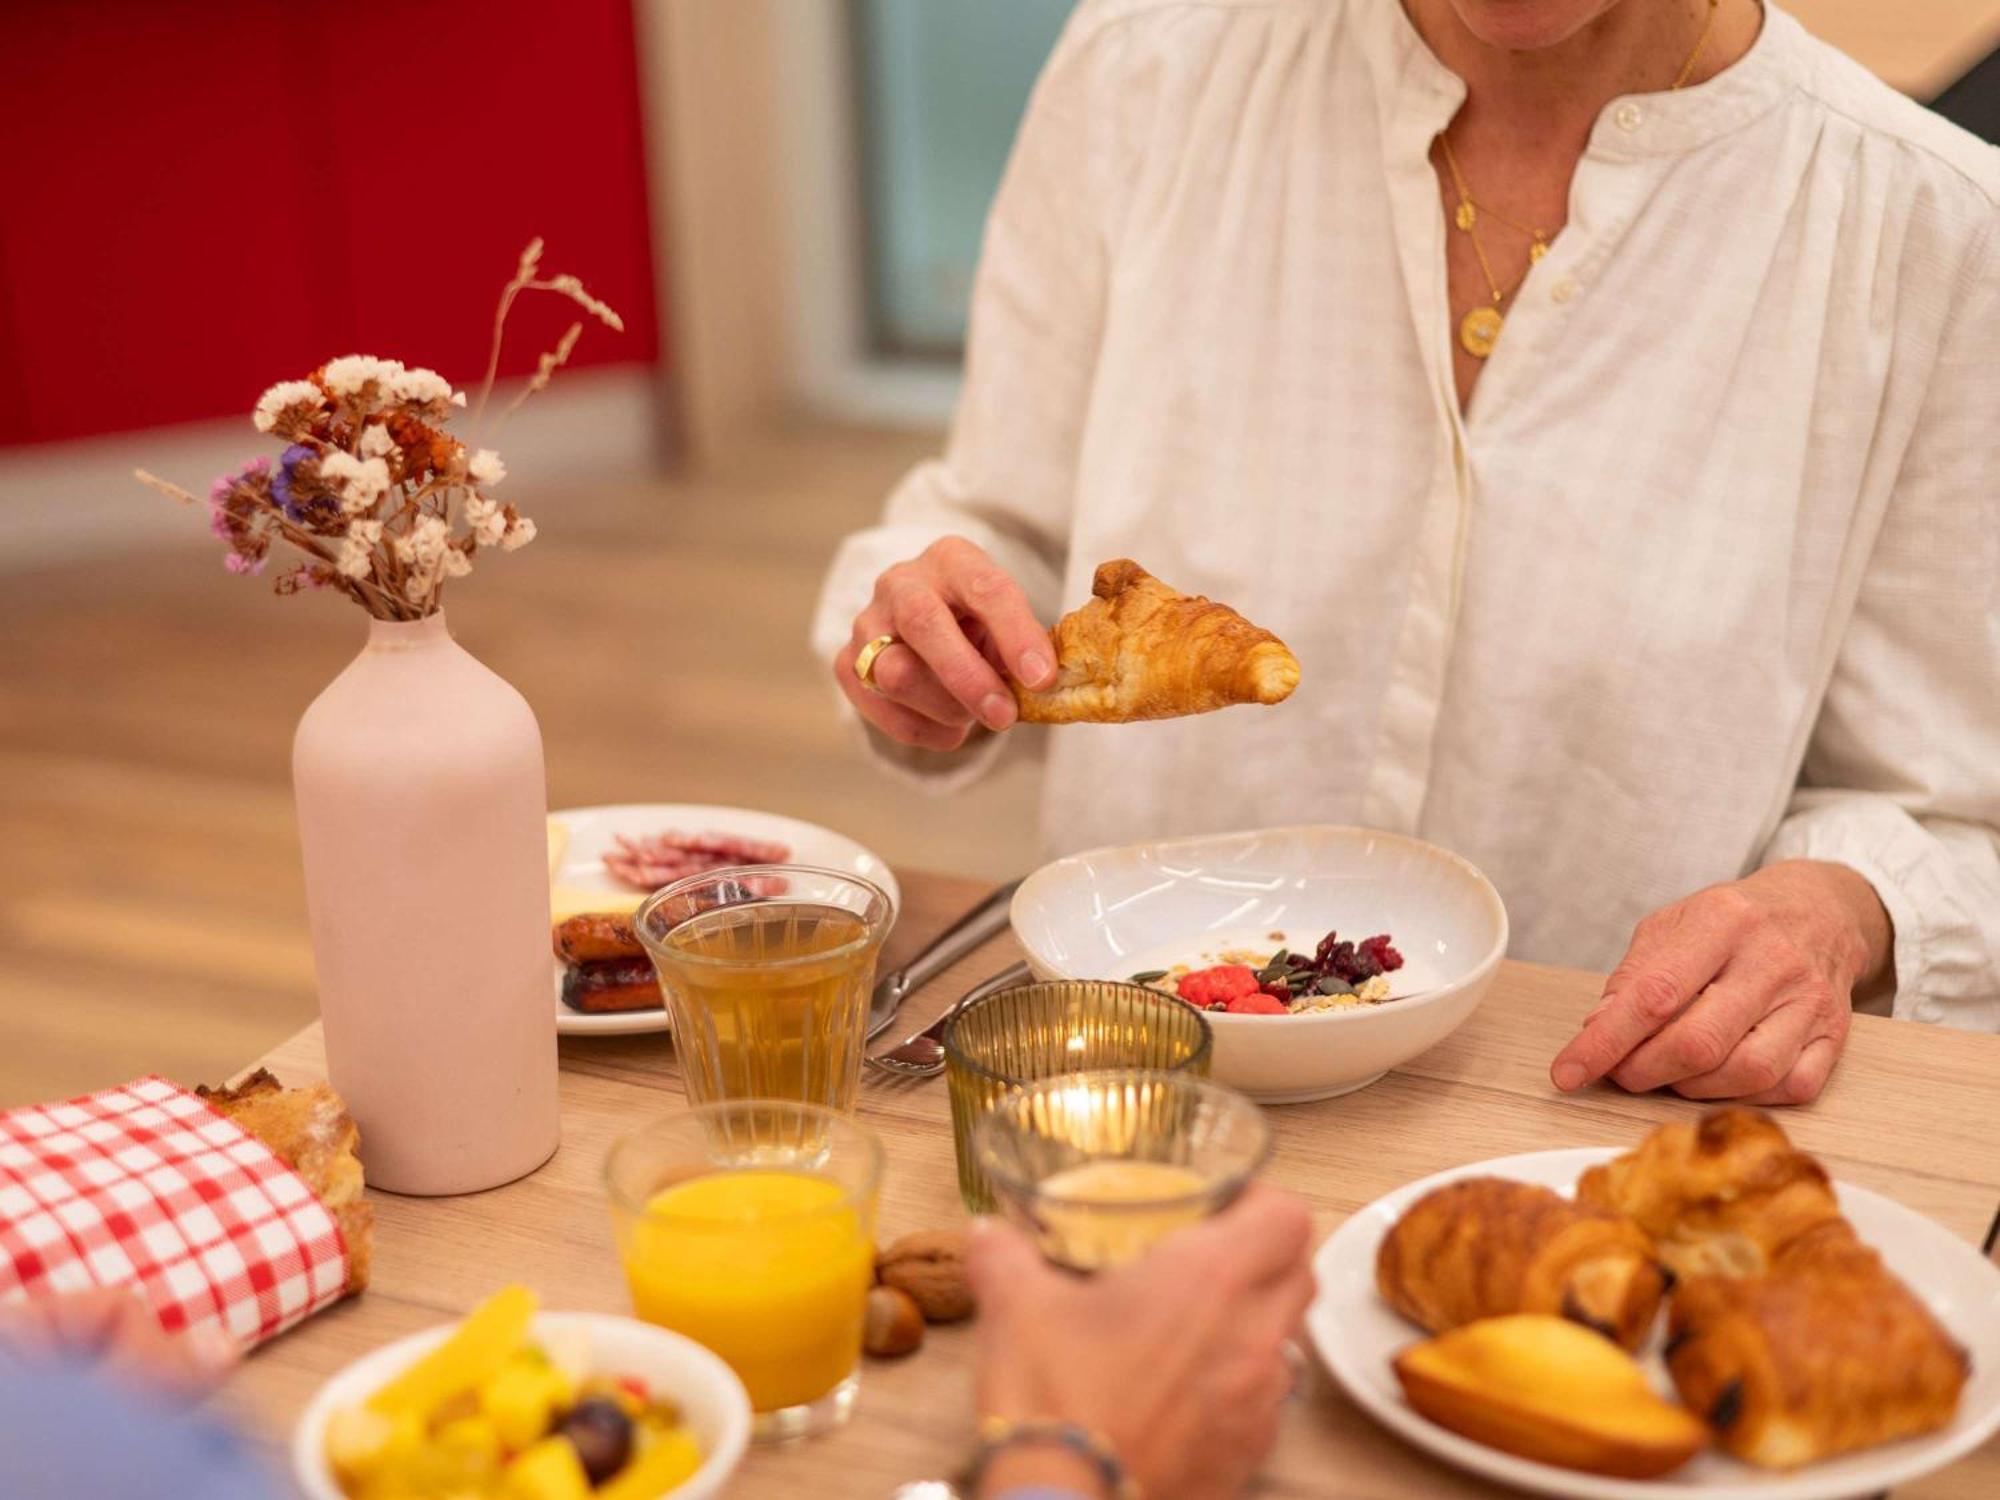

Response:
(1308, 1147), (2000, 1500)
(292, 1310), (751, 1500)
(551, 803), (900, 1037)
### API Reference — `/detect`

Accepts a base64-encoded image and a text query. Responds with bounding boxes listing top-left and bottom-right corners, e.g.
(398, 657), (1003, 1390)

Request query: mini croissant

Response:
(1012, 560), (1300, 724)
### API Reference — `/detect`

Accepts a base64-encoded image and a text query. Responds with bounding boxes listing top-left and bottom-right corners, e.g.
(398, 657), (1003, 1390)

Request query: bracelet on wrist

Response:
(961, 1416), (1140, 1500)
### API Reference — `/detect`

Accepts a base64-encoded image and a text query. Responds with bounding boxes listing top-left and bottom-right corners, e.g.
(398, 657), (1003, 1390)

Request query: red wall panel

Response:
(0, 0), (661, 448)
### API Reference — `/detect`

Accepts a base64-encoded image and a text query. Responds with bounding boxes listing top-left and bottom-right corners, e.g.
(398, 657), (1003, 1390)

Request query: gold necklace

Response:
(1443, 0), (1721, 360)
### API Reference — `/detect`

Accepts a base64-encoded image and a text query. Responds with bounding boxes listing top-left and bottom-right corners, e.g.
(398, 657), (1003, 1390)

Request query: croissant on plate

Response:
(1011, 559), (1300, 724)
(1574, 1108), (1845, 1281)
(1665, 1228), (1969, 1467)
(1376, 1177), (1669, 1351)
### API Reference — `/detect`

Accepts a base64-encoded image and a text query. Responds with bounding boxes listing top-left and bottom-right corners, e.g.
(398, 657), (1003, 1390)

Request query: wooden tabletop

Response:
(224, 870), (2000, 1498)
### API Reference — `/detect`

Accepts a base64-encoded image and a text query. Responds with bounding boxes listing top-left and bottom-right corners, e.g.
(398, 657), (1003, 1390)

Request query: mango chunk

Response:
(1394, 1314), (1708, 1478)
(367, 1285), (538, 1422)
(501, 1435), (592, 1500)
(596, 1427), (705, 1499)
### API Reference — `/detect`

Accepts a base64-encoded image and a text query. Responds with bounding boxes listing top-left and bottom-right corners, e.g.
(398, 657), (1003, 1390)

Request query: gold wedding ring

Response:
(853, 633), (899, 694)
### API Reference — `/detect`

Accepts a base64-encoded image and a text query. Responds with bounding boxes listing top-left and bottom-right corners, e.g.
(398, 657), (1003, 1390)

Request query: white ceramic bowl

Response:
(292, 1311), (752, 1500)
(1010, 825), (1508, 1104)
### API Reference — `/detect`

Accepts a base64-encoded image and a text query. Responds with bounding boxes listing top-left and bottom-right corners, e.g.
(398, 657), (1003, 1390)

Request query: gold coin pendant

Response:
(1459, 305), (1504, 358)
(1454, 201), (1477, 231)
(1529, 241), (1549, 262)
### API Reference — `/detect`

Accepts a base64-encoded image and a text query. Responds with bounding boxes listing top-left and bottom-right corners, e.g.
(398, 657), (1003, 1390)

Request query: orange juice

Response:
(619, 1169), (873, 1412)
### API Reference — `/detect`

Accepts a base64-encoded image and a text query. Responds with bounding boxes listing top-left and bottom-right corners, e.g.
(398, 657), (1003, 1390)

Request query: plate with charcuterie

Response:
(1307, 1108), (2000, 1500)
(548, 803), (900, 1037)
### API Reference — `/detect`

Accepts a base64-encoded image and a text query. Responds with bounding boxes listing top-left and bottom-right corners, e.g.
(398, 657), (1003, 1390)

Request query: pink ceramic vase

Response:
(293, 611), (559, 1195)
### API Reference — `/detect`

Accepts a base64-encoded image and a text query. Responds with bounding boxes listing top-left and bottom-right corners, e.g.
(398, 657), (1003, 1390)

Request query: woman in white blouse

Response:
(811, 0), (2000, 1106)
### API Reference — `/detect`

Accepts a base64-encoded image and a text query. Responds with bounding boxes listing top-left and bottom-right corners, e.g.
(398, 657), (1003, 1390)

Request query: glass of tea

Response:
(972, 1070), (1269, 1272)
(635, 865), (892, 1112)
(605, 1101), (883, 1440)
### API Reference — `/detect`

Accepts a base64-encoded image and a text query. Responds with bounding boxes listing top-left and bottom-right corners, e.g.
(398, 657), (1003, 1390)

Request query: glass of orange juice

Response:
(635, 866), (892, 1112)
(605, 1101), (882, 1441)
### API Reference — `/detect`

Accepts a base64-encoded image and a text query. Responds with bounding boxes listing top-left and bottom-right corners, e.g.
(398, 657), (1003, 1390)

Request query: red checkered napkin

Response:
(0, 1075), (351, 1347)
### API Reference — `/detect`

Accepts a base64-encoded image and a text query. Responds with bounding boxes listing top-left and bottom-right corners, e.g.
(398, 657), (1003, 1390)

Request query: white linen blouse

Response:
(810, 0), (2000, 1029)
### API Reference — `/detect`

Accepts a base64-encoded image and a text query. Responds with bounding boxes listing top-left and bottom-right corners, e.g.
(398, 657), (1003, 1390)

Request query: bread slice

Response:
(197, 1068), (372, 1292)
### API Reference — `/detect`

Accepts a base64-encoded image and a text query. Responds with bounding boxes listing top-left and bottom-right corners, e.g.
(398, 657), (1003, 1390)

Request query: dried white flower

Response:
(441, 547), (474, 579)
(334, 533), (374, 579)
(347, 518), (384, 547)
(389, 366), (456, 408)
(357, 424), (398, 460)
(410, 513), (451, 565)
(499, 516), (537, 552)
(322, 355), (405, 401)
(467, 449), (506, 486)
(464, 494), (508, 547)
(252, 380), (323, 435)
(319, 452), (392, 515)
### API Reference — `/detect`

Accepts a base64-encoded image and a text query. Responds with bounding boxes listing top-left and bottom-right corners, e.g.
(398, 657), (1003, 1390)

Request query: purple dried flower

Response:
(224, 551), (266, 576)
(271, 444), (314, 519)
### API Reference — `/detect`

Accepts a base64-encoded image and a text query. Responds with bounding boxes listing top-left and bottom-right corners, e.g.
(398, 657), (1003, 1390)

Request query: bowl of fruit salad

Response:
(294, 1286), (750, 1500)
(1011, 825), (1507, 1103)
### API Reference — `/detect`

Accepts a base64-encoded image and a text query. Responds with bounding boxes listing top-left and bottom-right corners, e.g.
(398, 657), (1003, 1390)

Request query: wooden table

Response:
(226, 871), (2000, 1498)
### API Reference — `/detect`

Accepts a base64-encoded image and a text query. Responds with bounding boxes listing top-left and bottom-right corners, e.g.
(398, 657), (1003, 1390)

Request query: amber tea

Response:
(636, 870), (891, 1114)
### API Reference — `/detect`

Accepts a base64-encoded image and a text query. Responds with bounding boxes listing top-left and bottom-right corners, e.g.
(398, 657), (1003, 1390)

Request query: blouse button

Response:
(1614, 102), (1643, 132)
(1550, 276), (1579, 304)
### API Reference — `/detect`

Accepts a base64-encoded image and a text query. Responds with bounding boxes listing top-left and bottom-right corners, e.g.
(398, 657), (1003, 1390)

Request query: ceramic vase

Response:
(293, 610), (559, 1195)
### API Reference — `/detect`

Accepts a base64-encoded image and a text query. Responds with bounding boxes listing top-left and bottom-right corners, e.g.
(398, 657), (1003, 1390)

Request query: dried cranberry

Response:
(1359, 934), (1404, 972)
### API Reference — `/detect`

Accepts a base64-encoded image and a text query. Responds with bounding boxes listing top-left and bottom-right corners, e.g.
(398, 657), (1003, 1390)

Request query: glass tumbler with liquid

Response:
(634, 865), (891, 1111)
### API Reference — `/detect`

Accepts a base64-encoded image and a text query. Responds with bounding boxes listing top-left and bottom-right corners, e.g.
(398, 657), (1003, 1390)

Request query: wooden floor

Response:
(0, 423), (1042, 1108)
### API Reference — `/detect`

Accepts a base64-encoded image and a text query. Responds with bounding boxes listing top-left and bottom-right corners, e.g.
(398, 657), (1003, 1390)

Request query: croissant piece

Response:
(1665, 1233), (1968, 1468)
(1376, 1178), (1669, 1350)
(1012, 559), (1300, 724)
(1395, 1315), (1709, 1478)
(1575, 1108), (1845, 1281)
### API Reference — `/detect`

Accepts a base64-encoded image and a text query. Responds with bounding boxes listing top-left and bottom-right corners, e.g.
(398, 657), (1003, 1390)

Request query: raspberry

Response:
(1177, 964), (1260, 1008)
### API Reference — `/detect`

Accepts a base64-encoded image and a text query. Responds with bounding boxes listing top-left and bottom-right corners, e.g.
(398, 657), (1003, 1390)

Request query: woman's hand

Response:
(833, 537), (1057, 752)
(0, 1289), (239, 1395)
(968, 1184), (1315, 1500)
(1550, 860), (1892, 1106)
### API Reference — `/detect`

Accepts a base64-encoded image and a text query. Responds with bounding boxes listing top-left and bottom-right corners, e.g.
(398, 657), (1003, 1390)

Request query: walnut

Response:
(864, 1285), (925, 1357)
(876, 1228), (974, 1322)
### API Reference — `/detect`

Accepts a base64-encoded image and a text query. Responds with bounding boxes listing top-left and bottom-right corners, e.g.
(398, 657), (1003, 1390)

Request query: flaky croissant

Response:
(1011, 559), (1300, 724)
(1666, 1228), (1968, 1467)
(1574, 1108), (1846, 1282)
(1376, 1177), (1669, 1351)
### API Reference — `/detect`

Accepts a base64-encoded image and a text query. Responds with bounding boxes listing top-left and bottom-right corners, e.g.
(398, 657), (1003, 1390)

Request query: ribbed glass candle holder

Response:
(942, 980), (1212, 1212)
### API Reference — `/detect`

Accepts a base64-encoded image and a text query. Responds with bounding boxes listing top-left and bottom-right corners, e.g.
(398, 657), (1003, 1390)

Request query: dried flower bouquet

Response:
(136, 240), (622, 621)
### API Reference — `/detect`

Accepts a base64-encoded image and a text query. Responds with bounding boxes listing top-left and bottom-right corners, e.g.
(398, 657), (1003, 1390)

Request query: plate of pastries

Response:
(1308, 1108), (2000, 1500)
(547, 804), (899, 1036)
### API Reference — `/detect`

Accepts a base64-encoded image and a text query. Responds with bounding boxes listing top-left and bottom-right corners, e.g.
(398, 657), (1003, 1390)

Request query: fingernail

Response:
(1021, 651), (1052, 686)
(1552, 1061), (1587, 1091)
(980, 693), (1016, 731)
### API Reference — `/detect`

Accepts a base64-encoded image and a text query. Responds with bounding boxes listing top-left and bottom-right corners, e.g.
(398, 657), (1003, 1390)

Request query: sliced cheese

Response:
(550, 885), (645, 924)
(546, 818), (571, 880)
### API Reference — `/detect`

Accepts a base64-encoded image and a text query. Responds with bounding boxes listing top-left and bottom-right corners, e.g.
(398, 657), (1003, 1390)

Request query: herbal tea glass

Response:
(973, 1070), (1270, 1272)
(943, 980), (1212, 1212)
(604, 1101), (884, 1441)
(635, 866), (892, 1112)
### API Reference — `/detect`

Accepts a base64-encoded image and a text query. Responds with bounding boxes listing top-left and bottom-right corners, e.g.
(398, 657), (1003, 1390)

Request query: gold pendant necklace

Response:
(1442, 0), (1720, 360)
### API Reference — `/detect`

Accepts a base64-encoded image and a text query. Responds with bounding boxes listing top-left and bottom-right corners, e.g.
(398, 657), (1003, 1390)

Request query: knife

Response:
(866, 878), (1022, 1040)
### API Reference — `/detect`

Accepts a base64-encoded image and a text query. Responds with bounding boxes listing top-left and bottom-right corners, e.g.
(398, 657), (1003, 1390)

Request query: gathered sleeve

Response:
(808, 4), (1153, 788)
(1760, 219), (2000, 1030)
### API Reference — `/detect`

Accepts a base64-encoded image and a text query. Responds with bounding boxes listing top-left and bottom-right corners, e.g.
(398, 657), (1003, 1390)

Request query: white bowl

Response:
(1010, 825), (1508, 1104)
(292, 1311), (752, 1500)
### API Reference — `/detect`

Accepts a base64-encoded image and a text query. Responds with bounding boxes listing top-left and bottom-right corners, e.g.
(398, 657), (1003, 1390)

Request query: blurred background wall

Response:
(0, 0), (1995, 1103)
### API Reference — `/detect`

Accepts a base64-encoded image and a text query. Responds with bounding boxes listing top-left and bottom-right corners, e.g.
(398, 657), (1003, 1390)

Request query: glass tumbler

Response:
(635, 866), (891, 1111)
(943, 979), (1212, 1212)
(605, 1101), (884, 1441)
(974, 1069), (1270, 1271)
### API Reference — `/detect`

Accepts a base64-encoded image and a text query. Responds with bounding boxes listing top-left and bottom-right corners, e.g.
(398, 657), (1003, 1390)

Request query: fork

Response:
(866, 961), (1032, 1079)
